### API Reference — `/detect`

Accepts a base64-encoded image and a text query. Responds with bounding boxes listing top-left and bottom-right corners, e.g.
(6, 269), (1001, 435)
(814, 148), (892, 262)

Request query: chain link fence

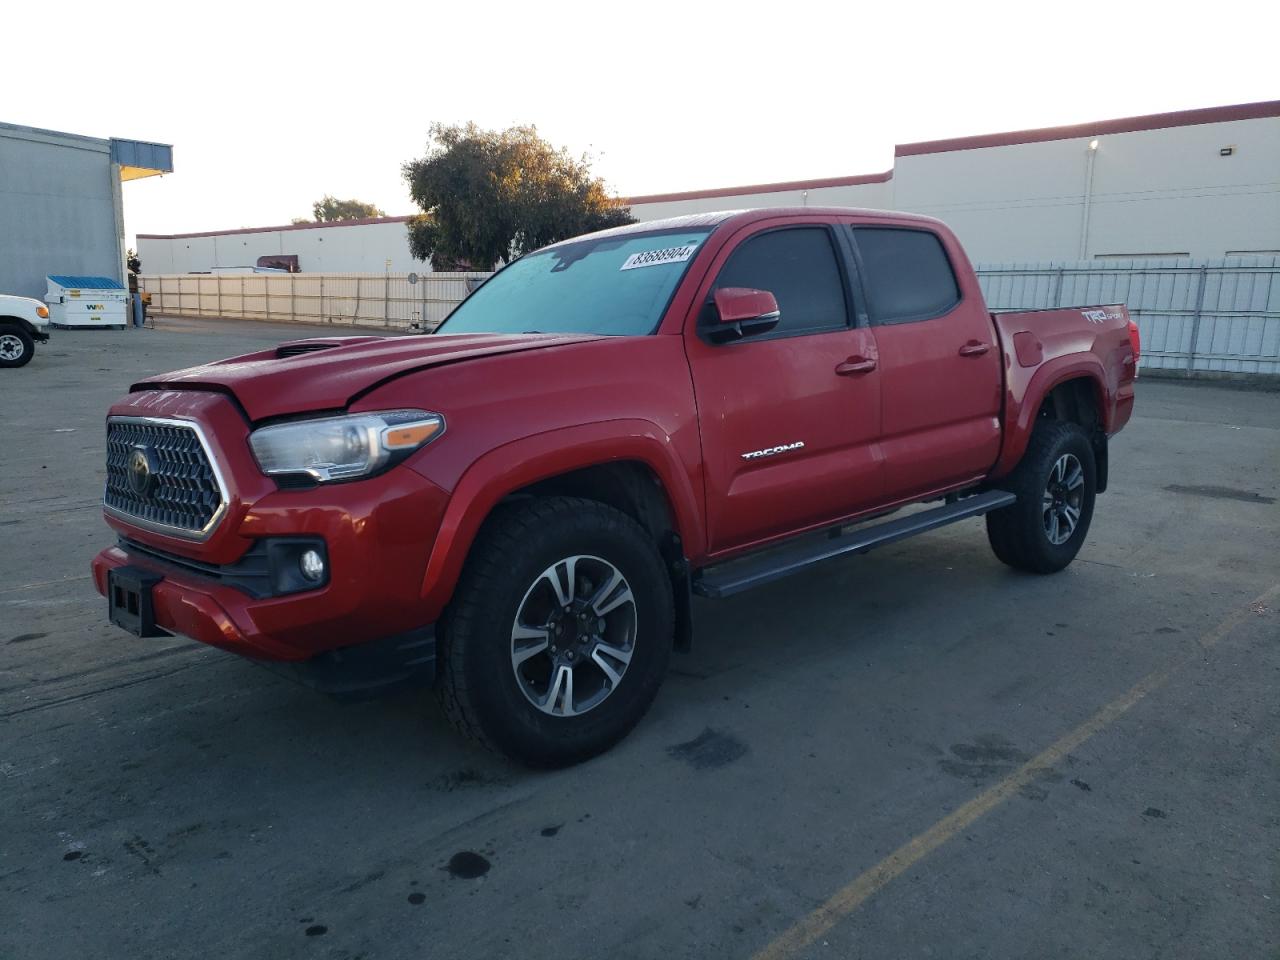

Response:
(139, 272), (492, 331)
(976, 256), (1280, 377)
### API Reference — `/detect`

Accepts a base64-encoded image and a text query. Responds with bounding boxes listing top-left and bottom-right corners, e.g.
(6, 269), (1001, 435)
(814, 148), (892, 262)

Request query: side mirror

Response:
(710, 287), (781, 342)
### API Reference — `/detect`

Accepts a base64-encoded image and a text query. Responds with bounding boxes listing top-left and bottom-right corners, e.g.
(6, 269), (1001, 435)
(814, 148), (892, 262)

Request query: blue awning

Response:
(110, 138), (174, 181)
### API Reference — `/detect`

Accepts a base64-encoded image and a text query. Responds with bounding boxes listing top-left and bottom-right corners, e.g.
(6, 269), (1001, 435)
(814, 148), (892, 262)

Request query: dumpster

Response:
(45, 276), (129, 328)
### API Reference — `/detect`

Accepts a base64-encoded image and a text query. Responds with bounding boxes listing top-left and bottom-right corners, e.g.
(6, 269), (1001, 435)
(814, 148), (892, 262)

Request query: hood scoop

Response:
(277, 341), (340, 358)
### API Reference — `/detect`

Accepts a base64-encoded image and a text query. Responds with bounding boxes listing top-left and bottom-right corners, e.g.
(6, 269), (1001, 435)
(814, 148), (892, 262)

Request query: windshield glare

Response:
(437, 228), (713, 337)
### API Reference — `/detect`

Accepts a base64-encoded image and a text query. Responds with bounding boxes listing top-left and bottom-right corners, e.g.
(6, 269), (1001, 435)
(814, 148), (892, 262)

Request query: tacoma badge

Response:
(741, 441), (805, 461)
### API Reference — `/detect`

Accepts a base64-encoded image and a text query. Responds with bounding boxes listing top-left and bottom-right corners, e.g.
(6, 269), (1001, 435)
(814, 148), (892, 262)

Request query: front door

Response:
(684, 220), (885, 556)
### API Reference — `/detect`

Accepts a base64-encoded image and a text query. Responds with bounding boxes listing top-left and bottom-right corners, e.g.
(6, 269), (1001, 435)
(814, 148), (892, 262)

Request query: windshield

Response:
(437, 227), (714, 337)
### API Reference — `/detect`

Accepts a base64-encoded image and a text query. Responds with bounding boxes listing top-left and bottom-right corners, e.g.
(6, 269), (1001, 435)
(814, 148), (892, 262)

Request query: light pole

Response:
(1078, 138), (1099, 260)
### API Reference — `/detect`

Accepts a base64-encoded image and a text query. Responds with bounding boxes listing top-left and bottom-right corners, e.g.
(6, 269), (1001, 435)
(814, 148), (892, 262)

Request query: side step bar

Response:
(693, 490), (1016, 599)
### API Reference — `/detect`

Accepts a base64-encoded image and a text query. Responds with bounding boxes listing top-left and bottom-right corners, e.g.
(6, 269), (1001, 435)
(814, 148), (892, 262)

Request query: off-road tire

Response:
(986, 420), (1096, 574)
(437, 497), (674, 767)
(0, 327), (35, 368)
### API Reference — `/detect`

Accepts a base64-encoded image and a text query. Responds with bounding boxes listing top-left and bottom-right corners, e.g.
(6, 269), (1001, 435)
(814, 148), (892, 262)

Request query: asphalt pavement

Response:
(2, 317), (1277, 959)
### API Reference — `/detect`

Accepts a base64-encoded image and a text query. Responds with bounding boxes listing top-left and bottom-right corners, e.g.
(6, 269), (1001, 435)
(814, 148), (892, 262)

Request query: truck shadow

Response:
(46, 523), (1056, 825)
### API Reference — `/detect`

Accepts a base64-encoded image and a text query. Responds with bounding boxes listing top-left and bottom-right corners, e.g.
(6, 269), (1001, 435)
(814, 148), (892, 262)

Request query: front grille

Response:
(105, 418), (226, 537)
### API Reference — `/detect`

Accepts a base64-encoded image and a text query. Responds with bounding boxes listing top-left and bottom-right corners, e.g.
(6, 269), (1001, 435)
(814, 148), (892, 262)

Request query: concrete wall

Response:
(138, 219), (430, 275)
(0, 124), (122, 299)
(892, 116), (1280, 262)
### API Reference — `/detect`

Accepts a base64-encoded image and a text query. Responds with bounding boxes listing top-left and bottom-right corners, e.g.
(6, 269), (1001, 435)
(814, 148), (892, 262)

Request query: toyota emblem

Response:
(127, 445), (157, 497)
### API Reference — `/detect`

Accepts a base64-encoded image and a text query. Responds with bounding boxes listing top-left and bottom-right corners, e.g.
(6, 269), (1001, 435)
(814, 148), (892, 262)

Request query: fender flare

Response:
(992, 356), (1109, 479)
(0, 315), (48, 342)
(417, 419), (703, 622)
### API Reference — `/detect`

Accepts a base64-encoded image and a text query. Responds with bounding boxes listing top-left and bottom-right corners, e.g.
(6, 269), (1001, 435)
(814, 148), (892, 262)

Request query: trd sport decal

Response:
(741, 441), (805, 461)
(1081, 308), (1123, 324)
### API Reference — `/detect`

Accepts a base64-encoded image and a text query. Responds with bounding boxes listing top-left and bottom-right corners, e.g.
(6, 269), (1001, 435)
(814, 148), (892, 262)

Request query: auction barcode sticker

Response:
(620, 244), (698, 271)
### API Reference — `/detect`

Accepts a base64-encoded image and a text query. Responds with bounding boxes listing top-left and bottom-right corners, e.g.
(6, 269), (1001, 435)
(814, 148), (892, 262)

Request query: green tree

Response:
(402, 123), (634, 270)
(297, 195), (386, 223)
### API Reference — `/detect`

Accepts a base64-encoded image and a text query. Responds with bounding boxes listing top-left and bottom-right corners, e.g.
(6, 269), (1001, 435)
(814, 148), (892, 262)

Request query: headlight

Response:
(249, 410), (444, 482)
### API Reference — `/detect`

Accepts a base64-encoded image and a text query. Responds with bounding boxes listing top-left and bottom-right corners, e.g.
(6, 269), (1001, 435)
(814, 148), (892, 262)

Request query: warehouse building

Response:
(138, 216), (425, 275)
(0, 122), (173, 299)
(137, 99), (1279, 273)
(625, 101), (1280, 262)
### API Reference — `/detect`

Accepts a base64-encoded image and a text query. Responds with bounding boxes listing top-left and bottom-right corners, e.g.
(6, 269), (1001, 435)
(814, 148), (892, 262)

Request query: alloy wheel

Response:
(1042, 453), (1085, 545)
(510, 555), (638, 717)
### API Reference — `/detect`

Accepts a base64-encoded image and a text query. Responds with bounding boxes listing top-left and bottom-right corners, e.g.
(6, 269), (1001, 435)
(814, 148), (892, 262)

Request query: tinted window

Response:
(712, 227), (848, 336)
(851, 228), (960, 323)
(439, 228), (712, 337)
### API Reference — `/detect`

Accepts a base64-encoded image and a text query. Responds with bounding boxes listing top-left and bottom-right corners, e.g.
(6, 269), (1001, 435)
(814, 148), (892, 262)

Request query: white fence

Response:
(976, 256), (1280, 376)
(139, 272), (491, 331)
(143, 256), (1280, 378)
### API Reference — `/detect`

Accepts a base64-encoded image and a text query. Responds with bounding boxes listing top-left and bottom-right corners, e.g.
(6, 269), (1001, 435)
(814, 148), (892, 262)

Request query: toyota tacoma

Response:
(93, 209), (1139, 766)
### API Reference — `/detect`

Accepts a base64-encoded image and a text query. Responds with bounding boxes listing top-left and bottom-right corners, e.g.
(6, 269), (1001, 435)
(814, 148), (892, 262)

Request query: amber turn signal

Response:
(382, 420), (443, 450)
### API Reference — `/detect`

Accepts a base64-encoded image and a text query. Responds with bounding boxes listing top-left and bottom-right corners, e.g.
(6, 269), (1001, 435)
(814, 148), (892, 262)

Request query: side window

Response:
(851, 228), (960, 324)
(712, 227), (849, 336)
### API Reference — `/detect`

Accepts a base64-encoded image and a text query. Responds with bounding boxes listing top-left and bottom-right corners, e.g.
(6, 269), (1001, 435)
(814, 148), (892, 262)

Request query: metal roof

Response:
(542, 207), (942, 250)
(0, 121), (110, 151)
(541, 211), (749, 250)
(47, 275), (126, 289)
(138, 215), (413, 241)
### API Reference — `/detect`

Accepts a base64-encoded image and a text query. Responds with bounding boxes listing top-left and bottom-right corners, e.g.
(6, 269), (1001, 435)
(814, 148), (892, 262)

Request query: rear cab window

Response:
(851, 227), (960, 324)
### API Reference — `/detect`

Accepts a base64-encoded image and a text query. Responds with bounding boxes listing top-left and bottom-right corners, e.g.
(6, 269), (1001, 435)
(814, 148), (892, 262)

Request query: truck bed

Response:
(989, 303), (1138, 477)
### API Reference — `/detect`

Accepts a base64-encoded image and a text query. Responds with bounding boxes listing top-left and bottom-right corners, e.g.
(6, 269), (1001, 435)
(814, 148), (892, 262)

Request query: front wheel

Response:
(437, 497), (674, 767)
(0, 328), (35, 368)
(986, 420), (1097, 574)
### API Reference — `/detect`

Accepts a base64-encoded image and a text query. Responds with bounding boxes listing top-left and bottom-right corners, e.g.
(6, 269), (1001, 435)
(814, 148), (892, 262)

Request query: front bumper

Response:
(92, 460), (452, 665)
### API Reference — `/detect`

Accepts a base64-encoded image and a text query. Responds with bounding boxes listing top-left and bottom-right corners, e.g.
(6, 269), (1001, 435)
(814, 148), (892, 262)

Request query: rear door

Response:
(684, 218), (885, 556)
(847, 223), (1002, 499)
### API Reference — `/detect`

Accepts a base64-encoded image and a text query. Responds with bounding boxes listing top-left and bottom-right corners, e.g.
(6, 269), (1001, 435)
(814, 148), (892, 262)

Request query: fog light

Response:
(299, 549), (326, 582)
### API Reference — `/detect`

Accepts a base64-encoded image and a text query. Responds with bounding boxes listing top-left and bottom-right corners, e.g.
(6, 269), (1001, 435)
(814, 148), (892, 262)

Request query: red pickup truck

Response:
(93, 208), (1138, 765)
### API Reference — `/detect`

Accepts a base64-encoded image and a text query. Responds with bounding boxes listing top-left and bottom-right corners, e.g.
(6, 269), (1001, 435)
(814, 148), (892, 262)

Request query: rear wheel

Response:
(986, 420), (1096, 574)
(0, 328), (34, 368)
(437, 497), (673, 767)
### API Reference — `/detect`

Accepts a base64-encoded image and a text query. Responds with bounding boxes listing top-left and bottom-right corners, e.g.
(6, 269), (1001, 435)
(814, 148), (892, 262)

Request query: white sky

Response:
(7, 0), (1277, 247)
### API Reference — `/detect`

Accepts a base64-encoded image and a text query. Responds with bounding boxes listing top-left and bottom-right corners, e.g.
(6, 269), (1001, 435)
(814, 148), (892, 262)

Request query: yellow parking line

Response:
(752, 583), (1279, 960)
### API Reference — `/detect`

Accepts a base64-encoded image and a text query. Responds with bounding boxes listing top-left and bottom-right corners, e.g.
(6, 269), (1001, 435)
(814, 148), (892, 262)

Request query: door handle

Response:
(959, 341), (990, 357)
(835, 357), (877, 375)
